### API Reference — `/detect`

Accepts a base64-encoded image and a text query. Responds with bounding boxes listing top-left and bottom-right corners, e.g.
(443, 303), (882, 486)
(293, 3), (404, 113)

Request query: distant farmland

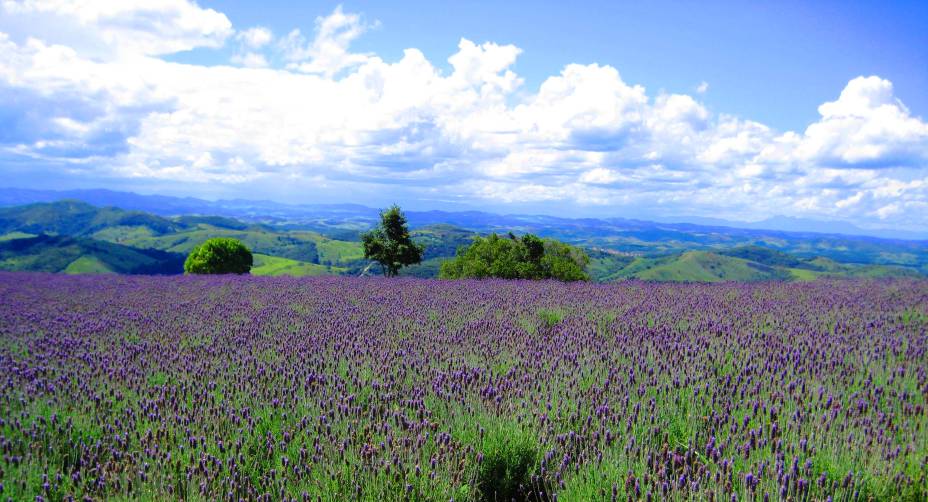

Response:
(0, 274), (925, 500)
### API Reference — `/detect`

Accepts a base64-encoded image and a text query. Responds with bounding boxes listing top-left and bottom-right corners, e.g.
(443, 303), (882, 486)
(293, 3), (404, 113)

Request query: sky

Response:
(0, 1), (926, 230)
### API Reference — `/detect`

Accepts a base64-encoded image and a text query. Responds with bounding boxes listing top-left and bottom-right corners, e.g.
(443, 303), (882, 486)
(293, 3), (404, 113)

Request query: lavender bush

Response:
(0, 272), (925, 501)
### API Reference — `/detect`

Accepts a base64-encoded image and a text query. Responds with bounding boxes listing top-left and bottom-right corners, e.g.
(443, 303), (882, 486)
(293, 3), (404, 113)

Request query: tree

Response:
(439, 232), (590, 281)
(361, 205), (424, 277)
(184, 237), (253, 274)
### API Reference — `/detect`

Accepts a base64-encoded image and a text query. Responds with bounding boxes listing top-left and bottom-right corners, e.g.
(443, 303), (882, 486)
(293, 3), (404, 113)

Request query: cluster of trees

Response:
(439, 232), (590, 281)
(183, 205), (589, 282)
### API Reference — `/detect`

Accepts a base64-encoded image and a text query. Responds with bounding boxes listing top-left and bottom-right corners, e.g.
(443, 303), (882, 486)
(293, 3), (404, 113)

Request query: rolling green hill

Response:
(107, 226), (323, 263)
(586, 249), (636, 281)
(0, 234), (184, 274)
(250, 254), (340, 277)
(601, 249), (918, 282)
(717, 245), (804, 267)
(0, 200), (922, 282)
(601, 251), (788, 282)
(64, 256), (115, 274)
(0, 201), (369, 276)
(0, 200), (183, 237)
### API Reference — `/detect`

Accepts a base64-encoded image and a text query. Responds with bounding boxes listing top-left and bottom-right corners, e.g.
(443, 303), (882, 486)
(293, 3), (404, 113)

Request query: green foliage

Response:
(184, 237), (253, 275)
(361, 205), (424, 277)
(439, 232), (590, 281)
(537, 307), (565, 327)
(476, 421), (540, 502)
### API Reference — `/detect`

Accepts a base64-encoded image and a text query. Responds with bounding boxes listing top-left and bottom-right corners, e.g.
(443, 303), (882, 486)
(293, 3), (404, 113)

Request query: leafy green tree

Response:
(439, 232), (590, 281)
(184, 237), (253, 275)
(540, 239), (590, 281)
(361, 205), (424, 277)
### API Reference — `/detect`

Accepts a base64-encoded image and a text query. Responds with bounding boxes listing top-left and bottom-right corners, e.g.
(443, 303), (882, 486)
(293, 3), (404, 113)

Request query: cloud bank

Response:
(0, 1), (926, 229)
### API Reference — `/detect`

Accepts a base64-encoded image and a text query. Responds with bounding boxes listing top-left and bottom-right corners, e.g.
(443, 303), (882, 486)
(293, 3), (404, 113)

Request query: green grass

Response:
(310, 236), (365, 265)
(537, 307), (566, 327)
(250, 253), (337, 276)
(474, 419), (540, 501)
(63, 255), (115, 274)
(611, 251), (786, 282)
(601, 250), (920, 283)
(788, 267), (820, 281)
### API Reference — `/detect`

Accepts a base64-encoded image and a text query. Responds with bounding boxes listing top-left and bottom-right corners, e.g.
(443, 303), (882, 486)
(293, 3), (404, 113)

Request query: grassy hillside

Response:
(0, 200), (183, 236)
(304, 234), (364, 265)
(586, 249), (636, 281)
(0, 201), (922, 282)
(0, 201), (370, 276)
(601, 249), (918, 282)
(0, 234), (184, 274)
(717, 245), (804, 267)
(800, 256), (922, 279)
(601, 251), (788, 282)
(250, 254), (340, 277)
(109, 226), (323, 263)
(64, 256), (115, 274)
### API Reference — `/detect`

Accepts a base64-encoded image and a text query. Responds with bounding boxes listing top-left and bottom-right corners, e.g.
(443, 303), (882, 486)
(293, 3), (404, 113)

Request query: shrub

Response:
(184, 237), (253, 274)
(477, 421), (540, 501)
(439, 232), (590, 281)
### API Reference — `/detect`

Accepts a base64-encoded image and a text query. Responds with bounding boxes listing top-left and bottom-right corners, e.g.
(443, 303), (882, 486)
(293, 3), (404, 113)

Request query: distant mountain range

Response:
(2, 187), (925, 241)
(0, 189), (925, 281)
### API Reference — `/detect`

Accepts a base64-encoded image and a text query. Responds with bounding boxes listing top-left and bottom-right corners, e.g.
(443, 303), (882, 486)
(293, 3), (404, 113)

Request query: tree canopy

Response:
(439, 232), (590, 281)
(361, 205), (424, 277)
(184, 237), (253, 275)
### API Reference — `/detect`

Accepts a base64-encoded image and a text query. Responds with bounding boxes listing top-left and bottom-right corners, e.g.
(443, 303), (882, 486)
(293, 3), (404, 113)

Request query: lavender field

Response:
(0, 273), (926, 501)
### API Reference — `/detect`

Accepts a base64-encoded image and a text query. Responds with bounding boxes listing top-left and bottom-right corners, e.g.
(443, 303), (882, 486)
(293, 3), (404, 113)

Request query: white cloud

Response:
(794, 76), (928, 167)
(231, 52), (269, 68)
(0, 0), (232, 56)
(231, 27), (273, 68)
(280, 5), (376, 77)
(238, 26), (272, 49)
(0, 3), (926, 230)
(696, 81), (709, 94)
(580, 167), (624, 185)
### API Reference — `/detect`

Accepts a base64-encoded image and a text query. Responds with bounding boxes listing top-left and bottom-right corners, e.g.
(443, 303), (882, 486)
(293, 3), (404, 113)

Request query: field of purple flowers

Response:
(0, 273), (926, 501)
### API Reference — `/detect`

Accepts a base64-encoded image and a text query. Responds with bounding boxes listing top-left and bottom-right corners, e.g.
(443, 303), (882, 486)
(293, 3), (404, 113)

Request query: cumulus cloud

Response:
(0, 0), (232, 57)
(231, 26), (273, 68)
(238, 26), (273, 49)
(795, 76), (928, 167)
(0, 2), (926, 230)
(280, 5), (376, 77)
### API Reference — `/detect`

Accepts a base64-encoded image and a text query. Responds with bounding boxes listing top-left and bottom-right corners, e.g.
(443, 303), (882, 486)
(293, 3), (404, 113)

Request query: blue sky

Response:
(198, 0), (928, 132)
(0, 0), (926, 230)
